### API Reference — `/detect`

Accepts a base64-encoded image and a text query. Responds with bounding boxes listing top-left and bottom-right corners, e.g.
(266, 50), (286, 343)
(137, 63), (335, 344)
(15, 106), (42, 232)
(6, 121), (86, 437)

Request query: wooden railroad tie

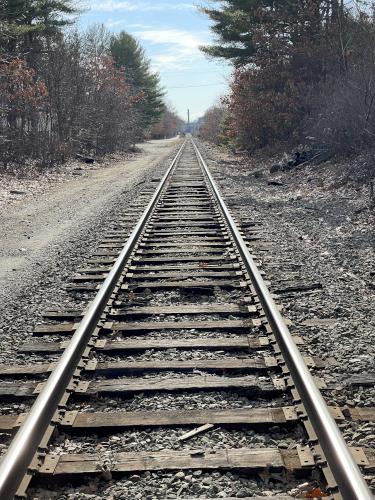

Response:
(37, 446), (374, 476)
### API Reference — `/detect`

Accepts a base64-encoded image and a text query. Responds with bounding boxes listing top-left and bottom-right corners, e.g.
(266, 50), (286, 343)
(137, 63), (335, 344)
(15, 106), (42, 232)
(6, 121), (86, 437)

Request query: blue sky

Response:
(78, 1), (231, 121)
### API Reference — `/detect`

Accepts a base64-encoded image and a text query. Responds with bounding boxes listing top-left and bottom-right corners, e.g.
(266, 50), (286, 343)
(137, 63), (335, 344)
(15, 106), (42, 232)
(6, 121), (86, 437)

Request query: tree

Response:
(0, 57), (48, 165)
(198, 105), (228, 145)
(151, 107), (184, 139)
(0, 6), (167, 169)
(0, 24), (145, 168)
(1, 0), (78, 55)
(200, 1), (360, 150)
(110, 31), (165, 133)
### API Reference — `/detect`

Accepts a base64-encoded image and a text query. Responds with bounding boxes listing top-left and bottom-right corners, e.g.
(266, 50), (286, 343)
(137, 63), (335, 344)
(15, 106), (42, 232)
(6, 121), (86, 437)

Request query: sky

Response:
(78, 1), (231, 121)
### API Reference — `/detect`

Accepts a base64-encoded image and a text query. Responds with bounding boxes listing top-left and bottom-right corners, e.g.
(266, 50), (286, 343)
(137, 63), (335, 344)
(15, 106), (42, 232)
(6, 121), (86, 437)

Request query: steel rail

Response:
(192, 139), (372, 500)
(0, 141), (186, 500)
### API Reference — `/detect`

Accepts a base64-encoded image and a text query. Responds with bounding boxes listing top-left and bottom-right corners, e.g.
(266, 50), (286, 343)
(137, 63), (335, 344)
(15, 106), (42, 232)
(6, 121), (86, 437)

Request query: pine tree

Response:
(1, 0), (78, 54)
(110, 31), (165, 130)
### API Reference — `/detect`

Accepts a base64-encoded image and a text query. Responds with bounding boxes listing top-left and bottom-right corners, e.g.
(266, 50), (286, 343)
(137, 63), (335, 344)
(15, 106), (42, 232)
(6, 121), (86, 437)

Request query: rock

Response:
(129, 475), (141, 482)
(237, 487), (254, 497)
(277, 441), (289, 449)
(270, 164), (282, 173)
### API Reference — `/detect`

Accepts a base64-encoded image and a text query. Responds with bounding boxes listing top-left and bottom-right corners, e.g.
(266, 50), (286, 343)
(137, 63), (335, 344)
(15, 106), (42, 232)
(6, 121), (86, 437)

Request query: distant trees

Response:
(201, 1), (375, 155)
(198, 105), (228, 145)
(0, 2), (167, 169)
(151, 107), (184, 139)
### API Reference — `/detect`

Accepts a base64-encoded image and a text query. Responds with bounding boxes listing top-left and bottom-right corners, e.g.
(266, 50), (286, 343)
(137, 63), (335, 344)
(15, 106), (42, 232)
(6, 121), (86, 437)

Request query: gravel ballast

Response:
(199, 141), (375, 457)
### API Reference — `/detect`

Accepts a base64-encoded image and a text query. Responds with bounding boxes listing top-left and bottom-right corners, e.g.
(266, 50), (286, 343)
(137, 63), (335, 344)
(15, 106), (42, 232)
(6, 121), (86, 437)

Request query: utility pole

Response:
(187, 109), (190, 133)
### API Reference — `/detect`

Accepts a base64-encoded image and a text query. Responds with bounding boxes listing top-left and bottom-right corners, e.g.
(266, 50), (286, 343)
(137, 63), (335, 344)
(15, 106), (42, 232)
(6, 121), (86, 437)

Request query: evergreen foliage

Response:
(1, 0), (78, 53)
(110, 31), (165, 130)
(201, 1), (375, 154)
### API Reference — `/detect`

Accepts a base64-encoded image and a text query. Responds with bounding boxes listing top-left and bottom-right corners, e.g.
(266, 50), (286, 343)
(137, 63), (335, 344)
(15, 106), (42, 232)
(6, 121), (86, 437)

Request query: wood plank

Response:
(87, 258), (117, 265)
(147, 231), (221, 236)
(348, 374), (375, 386)
(110, 304), (256, 316)
(73, 270), (243, 282)
(0, 358), (274, 378)
(0, 383), (36, 398)
(33, 323), (76, 335)
(151, 222), (220, 228)
(0, 405), (355, 433)
(137, 248), (225, 255)
(129, 264), (237, 271)
(100, 239), (127, 243)
(34, 319), (259, 337)
(20, 336), (270, 354)
(87, 375), (278, 396)
(106, 319), (259, 333)
(0, 356), (331, 378)
(177, 424), (214, 442)
(95, 358), (276, 374)
(73, 275), (107, 282)
(41, 448), (310, 475)
(0, 363), (51, 376)
(349, 407), (375, 421)
(140, 242), (227, 247)
(99, 337), (271, 351)
(159, 195), (208, 199)
(43, 311), (83, 320)
(145, 237), (226, 243)
(122, 280), (244, 291)
(151, 216), (218, 222)
(0, 376), (277, 400)
(160, 203), (211, 207)
(0, 414), (18, 432)
(127, 271), (239, 280)
(133, 256), (233, 263)
(63, 407), (295, 429)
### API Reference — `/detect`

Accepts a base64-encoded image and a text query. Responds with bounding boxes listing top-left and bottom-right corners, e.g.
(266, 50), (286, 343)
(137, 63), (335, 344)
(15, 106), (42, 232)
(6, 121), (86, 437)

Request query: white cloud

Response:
(104, 20), (152, 28)
(136, 29), (202, 50)
(105, 19), (126, 27)
(92, 1), (194, 12)
(134, 29), (208, 70)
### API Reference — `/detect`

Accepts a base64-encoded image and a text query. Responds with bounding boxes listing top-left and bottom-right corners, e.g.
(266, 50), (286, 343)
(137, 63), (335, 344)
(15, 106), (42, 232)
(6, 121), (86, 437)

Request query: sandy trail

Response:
(0, 138), (180, 295)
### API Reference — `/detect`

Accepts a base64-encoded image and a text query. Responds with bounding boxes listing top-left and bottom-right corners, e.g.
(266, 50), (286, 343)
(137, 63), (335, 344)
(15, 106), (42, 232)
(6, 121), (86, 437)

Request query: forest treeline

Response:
(0, 1), (183, 169)
(199, 1), (375, 157)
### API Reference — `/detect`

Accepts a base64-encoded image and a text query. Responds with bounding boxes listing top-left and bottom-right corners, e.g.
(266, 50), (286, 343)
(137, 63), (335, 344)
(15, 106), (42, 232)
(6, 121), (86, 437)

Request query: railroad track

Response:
(0, 139), (373, 499)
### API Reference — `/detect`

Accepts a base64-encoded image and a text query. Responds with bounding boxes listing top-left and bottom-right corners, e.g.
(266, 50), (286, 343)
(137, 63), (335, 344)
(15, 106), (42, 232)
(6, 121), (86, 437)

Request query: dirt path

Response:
(0, 138), (180, 300)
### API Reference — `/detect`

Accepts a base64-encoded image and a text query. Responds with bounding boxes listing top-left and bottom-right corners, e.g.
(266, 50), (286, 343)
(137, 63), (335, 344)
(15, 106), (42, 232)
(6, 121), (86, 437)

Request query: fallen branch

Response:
(177, 423), (214, 442)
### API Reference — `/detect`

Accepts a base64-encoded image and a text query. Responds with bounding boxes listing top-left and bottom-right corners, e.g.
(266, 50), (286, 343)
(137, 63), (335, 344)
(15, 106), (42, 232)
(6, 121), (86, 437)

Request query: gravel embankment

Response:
(199, 141), (375, 458)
